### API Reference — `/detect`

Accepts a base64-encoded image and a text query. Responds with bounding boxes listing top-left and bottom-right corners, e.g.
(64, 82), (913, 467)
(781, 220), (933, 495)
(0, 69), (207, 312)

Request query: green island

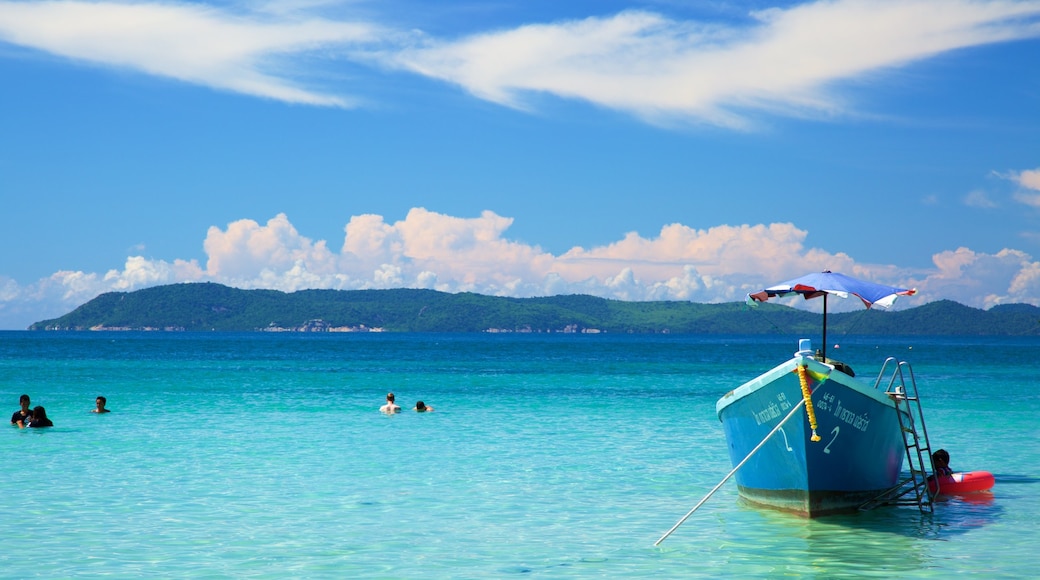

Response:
(26, 282), (1040, 335)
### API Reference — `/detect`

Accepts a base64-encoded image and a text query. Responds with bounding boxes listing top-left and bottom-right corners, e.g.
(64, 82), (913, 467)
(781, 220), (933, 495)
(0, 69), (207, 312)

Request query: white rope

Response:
(654, 398), (807, 546)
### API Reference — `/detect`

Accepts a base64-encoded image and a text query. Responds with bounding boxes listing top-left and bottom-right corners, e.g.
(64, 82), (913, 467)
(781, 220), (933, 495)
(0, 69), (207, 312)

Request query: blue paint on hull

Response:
(716, 353), (907, 517)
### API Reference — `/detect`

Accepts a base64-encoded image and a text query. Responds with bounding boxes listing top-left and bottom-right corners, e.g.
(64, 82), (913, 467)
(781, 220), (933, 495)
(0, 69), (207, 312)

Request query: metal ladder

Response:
(859, 358), (936, 513)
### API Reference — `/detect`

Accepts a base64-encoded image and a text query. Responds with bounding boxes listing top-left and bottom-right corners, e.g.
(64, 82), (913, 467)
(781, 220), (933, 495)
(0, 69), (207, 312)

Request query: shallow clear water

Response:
(2, 332), (1038, 578)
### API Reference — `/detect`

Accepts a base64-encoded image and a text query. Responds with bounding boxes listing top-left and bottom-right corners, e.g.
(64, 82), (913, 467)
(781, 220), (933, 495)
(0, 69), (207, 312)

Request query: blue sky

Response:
(1, 0), (1039, 329)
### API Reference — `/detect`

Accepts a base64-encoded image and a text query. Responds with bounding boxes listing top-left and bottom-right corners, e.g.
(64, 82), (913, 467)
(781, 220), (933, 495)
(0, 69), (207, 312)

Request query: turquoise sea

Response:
(2, 331), (1038, 578)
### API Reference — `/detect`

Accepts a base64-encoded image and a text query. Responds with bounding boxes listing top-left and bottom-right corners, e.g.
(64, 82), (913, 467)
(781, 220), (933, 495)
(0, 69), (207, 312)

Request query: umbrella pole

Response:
(821, 294), (828, 361)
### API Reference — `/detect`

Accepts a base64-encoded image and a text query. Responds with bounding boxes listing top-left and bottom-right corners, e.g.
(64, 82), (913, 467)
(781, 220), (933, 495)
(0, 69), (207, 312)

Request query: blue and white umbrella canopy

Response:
(747, 271), (916, 309)
(746, 271), (917, 361)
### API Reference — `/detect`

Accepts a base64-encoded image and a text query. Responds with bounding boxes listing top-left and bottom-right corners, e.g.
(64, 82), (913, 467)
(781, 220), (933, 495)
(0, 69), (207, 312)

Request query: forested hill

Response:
(27, 282), (1040, 335)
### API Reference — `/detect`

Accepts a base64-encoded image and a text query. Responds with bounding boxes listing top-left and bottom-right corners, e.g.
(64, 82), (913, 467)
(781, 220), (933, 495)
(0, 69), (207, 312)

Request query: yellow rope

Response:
(798, 365), (821, 442)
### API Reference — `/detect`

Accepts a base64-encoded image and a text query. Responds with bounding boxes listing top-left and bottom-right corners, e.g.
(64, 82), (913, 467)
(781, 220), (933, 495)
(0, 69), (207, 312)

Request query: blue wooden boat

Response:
(717, 271), (917, 517)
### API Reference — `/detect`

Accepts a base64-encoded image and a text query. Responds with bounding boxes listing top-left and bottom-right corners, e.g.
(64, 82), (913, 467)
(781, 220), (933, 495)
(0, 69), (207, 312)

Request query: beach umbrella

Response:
(746, 271), (916, 360)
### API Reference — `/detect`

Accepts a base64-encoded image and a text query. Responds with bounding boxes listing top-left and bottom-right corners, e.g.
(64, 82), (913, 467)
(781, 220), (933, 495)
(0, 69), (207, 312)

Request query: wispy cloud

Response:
(387, 0), (1040, 127)
(964, 190), (998, 208)
(0, 0), (379, 105)
(2, 1), (1040, 123)
(1014, 191), (1040, 208)
(2, 209), (1038, 329)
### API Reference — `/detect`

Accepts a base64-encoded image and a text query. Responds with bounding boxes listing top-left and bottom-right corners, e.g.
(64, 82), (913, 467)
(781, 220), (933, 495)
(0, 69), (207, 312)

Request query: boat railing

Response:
(872, 356), (901, 391)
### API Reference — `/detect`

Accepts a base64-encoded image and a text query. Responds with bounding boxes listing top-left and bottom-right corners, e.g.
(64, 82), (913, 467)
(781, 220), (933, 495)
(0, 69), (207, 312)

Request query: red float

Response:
(928, 471), (995, 495)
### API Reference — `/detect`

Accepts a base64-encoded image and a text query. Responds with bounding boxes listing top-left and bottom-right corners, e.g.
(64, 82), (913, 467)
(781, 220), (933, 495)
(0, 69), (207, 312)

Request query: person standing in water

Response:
(11, 394), (33, 428)
(414, 401), (433, 412)
(380, 392), (401, 414)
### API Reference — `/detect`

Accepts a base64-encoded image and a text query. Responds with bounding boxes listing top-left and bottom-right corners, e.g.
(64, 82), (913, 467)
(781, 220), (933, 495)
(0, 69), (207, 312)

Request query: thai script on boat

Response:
(832, 399), (870, 432)
(815, 391), (835, 413)
(753, 392), (793, 426)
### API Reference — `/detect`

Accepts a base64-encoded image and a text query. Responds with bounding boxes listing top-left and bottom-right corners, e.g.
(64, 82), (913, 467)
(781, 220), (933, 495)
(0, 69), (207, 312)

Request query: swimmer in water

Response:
(380, 392), (401, 414)
(27, 406), (53, 428)
(92, 396), (111, 414)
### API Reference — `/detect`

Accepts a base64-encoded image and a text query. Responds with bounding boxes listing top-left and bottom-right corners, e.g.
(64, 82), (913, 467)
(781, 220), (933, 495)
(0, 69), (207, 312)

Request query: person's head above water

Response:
(414, 401), (433, 412)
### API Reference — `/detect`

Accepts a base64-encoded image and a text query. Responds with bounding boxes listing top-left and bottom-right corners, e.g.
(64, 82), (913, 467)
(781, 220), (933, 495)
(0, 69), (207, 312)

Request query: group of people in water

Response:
(15, 391), (424, 425)
(8, 391), (957, 477)
(10, 394), (110, 429)
(379, 392), (433, 414)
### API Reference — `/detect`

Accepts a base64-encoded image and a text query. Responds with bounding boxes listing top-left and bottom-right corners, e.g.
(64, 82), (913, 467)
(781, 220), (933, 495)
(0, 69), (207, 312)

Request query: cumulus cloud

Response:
(203, 213), (338, 284)
(1001, 167), (1040, 208)
(4, 208), (1039, 328)
(387, 0), (1040, 127)
(104, 255), (204, 290)
(910, 247), (1040, 309)
(0, 0), (379, 105)
(555, 222), (855, 285)
(0, 256), (202, 328)
(2, 1), (1040, 125)
(1017, 168), (1040, 191)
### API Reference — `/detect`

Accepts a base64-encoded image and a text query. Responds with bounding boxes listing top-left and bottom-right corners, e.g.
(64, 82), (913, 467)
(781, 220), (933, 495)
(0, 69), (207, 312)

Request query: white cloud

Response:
(1014, 191), (1040, 208)
(964, 190), (998, 208)
(555, 222), (842, 282)
(0, 0), (378, 105)
(1004, 167), (1040, 207)
(387, 0), (1040, 127)
(4, 208), (1039, 329)
(2, 1), (1040, 125)
(0, 277), (18, 302)
(0, 255), (203, 328)
(1018, 168), (1040, 191)
(911, 247), (1040, 309)
(339, 208), (557, 290)
(203, 213), (337, 285)
(104, 255), (204, 290)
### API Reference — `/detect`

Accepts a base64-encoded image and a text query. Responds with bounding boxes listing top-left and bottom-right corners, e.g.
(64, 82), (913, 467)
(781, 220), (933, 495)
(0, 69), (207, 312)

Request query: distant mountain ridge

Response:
(28, 282), (1040, 335)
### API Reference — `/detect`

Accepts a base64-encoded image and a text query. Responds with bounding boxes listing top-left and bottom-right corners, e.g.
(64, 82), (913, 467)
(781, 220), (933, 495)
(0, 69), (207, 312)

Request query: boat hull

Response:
(716, 353), (907, 517)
